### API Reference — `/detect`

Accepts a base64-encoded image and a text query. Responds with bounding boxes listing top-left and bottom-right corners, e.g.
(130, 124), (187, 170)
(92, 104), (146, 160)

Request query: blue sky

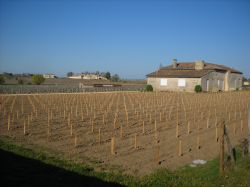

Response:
(0, 0), (250, 79)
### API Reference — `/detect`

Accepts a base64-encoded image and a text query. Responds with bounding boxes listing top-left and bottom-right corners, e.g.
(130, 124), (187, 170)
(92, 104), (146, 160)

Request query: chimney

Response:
(195, 60), (205, 70)
(172, 59), (177, 68)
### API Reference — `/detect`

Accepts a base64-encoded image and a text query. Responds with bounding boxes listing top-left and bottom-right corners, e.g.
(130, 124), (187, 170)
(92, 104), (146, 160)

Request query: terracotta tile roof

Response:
(147, 62), (242, 78)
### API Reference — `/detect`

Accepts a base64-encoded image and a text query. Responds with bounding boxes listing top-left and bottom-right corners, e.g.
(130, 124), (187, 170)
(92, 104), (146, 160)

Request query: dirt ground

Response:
(0, 91), (249, 176)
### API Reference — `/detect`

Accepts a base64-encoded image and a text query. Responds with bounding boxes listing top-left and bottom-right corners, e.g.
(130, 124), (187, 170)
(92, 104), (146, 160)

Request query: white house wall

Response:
(147, 77), (201, 92)
(147, 72), (242, 92)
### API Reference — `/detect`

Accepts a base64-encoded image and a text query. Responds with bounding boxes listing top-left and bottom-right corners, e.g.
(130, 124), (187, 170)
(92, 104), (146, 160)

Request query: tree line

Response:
(0, 71), (121, 85)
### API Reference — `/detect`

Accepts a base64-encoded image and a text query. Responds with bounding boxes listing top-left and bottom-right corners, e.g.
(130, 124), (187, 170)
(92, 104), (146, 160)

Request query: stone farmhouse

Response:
(147, 60), (243, 92)
(69, 73), (107, 80)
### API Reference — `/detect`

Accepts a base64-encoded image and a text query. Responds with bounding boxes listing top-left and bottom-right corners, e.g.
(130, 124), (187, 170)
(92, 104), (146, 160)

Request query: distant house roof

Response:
(147, 62), (242, 78)
(43, 73), (55, 75)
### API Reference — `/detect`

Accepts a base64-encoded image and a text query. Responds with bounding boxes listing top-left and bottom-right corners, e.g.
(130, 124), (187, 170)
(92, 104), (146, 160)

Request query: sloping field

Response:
(0, 91), (249, 175)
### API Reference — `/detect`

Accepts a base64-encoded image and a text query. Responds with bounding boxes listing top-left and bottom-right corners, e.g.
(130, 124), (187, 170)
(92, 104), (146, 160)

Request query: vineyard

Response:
(0, 85), (145, 94)
(0, 91), (249, 175)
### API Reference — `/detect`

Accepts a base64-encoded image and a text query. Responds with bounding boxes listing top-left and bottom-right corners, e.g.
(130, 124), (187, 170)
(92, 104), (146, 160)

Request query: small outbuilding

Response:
(146, 60), (243, 92)
(43, 73), (56, 78)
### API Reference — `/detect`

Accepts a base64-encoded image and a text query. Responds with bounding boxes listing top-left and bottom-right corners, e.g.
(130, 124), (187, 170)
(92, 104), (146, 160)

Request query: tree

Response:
(194, 85), (202, 93)
(0, 75), (5, 84)
(32, 74), (45, 85)
(67, 72), (74, 77)
(145, 84), (153, 92)
(105, 72), (111, 80)
(3, 72), (13, 79)
(111, 74), (120, 82)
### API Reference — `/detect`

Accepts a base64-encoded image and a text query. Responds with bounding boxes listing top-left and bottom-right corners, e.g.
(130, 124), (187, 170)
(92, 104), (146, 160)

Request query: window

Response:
(160, 78), (167, 86)
(178, 79), (186, 87)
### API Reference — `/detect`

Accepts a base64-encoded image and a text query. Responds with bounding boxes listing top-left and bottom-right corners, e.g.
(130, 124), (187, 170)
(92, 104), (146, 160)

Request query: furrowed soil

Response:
(0, 91), (249, 176)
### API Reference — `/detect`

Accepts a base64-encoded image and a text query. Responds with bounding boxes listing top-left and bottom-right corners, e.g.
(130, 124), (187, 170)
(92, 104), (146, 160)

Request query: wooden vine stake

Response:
(178, 140), (182, 156)
(50, 111), (52, 121)
(28, 115), (30, 128)
(233, 123), (236, 135)
(134, 133), (137, 149)
(111, 137), (115, 155)
(74, 134), (77, 147)
(113, 116), (116, 129)
(7, 114), (10, 131)
(98, 128), (101, 145)
(102, 114), (105, 125)
(21, 99), (24, 114)
(70, 122), (73, 136)
(176, 123), (179, 138)
(142, 121), (145, 134)
(240, 120), (243, 132)
(154, 120), (158, 140)
(219, 121), (225, 176)
(120, 125), (123, 138)
(206, 118), (209, 128)
(126, 111), (129, 127)
(216, 126), (219, 142)
(155, 141), (160, 165)
(154, 120), (157, 132)
(81, 110), (84, 121)
(91, 119), (94, 133)
(23, 120), (26, 135)
(197, 135), (201, 149)
(12, 113), (15, 126)
(187, 121), (191, 134)
(47, 114), (50, 134)
(68, 115), (70, 126)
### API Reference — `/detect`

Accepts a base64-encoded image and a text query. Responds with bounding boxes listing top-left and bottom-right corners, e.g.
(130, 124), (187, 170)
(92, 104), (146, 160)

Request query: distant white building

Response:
(69, 73), (107, 80)
(43, 74), (56, 78)
(243, 81), (250, 86)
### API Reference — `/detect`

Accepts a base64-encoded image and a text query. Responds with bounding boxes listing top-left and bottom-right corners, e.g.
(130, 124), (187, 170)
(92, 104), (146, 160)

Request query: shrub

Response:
(145, 84), (153, 92)
(67, 72), (74, 77)
(32, 74), (45, 85)
(194, 85), (202, 93)
(105, 72), (111, 80)
(111, 74), (120, 82)
(0, 75), (5, 84)
(18, 79), (24, 85)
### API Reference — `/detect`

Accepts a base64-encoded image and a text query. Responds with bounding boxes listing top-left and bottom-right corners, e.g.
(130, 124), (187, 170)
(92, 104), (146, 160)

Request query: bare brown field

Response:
(0, 91), (249, 175)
